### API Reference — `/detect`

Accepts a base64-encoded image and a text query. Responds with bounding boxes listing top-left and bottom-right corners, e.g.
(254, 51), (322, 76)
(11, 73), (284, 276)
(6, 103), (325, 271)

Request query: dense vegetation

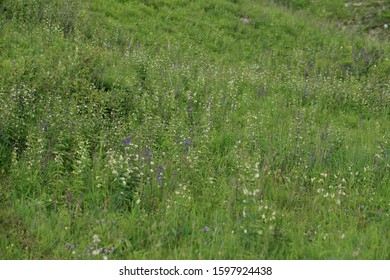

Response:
(0, 0), (389, 259)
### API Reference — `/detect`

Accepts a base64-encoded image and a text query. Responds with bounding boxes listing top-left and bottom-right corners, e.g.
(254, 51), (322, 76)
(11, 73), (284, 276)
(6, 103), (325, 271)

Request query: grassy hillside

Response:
(0, 0), (389, 259)
(275, 0), (389, 40)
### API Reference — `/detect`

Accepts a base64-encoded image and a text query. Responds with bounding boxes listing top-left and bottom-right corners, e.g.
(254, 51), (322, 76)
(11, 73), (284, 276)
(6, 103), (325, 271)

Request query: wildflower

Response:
(156, 166), (163, 185)
(352, 249), (360, 257)
(183, 139), (191, 152)
(124, 137), (131, 146)
(38, 123), (48, 134)
(92, 249), (100, 256)
(93, 235), (101, 244)
(241, 17), (251, 25)
(143, 147), (153, 163)
(204, 226), (210, 232)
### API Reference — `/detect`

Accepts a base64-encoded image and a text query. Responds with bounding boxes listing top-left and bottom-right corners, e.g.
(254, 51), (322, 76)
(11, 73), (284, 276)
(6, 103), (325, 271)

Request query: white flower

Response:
(324, 192), (329, 198)
(93, 234), (101, 243)
(352, 249), (360, 257)
(92, 249), (100, 256)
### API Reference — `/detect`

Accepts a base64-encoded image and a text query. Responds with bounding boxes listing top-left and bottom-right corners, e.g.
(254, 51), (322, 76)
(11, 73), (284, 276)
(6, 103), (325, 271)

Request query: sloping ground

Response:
(0, 0), (389, 259)
(274, 0), (389, 40)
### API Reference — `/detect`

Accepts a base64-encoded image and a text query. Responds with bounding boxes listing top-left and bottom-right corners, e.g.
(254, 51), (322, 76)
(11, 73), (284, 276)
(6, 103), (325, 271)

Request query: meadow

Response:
(0, 0), (389, 259)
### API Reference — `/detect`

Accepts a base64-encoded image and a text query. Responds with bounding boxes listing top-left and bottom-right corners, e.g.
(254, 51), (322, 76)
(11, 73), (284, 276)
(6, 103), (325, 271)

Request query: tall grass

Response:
(0, 0), (389, 259)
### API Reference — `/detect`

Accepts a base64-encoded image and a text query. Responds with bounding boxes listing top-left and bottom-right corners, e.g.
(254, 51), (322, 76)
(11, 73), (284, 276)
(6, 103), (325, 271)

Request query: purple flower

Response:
(156, 165), (164, 185)
(204, 226), (210, 232)
(124, 137), (131, 145)
(184, 139), (191, 146)
(183, 139), (192, 153)
(187, 103), (193, 113)
(142, 147), (153, 163)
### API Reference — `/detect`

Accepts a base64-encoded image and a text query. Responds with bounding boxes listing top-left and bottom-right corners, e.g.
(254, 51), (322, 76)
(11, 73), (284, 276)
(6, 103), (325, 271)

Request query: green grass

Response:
(0, 0), (389, 259)
(274, 0), (389, 40)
